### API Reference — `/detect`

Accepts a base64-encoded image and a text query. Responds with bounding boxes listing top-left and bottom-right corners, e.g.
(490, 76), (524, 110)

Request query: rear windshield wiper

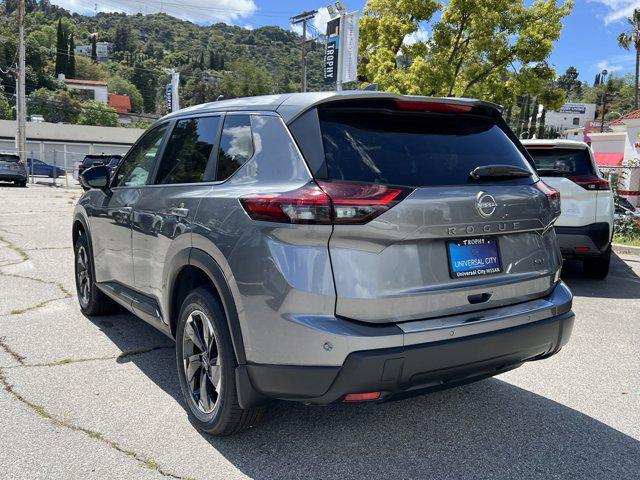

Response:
(469, 164), (533, 180)
(535, 168), (570, 177)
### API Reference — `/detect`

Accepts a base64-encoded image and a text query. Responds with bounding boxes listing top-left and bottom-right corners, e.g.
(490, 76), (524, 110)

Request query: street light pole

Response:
(16, 0), (26, 164)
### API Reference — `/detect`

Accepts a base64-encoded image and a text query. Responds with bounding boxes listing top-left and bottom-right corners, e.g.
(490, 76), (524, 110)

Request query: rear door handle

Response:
(169, 207), (189, 218)
(117, 207), (133, 215)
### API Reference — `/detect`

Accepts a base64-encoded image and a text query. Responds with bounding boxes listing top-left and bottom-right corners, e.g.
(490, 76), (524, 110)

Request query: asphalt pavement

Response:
(0, 183), (639, 480)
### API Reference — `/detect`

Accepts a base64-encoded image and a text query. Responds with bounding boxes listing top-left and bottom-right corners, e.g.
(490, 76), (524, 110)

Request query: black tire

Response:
(15, 180), (27, 187)
(583, 246), (611, 279)
(74, 234), (118, 315)
(176, 287), (263, 436)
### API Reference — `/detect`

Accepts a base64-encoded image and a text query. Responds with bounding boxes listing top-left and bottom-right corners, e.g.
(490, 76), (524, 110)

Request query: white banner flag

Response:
(341, 11), (359, 84)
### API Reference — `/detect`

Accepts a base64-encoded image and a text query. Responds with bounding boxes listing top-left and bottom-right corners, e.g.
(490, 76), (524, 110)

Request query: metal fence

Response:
(2, 140), (131, 187)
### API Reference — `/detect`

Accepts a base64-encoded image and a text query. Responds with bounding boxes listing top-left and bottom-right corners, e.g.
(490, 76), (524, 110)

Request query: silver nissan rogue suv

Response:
(73, 92), (574, 436)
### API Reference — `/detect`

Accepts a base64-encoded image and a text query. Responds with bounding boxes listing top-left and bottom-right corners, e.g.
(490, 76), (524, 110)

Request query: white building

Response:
(58, 75), (109, 104)
(589, 111), (640, 206)
(74, 42), (112, 62)
(545, 103), (597, 132)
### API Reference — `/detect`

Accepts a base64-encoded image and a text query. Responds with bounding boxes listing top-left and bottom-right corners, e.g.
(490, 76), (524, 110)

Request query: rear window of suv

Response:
(0, 155), (19, 163)
(526, 148), (593, 177)
(317, 109), (533, 187)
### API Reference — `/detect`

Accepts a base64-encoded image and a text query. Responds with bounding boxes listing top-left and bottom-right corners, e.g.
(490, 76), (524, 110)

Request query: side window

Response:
(114, 124), (168, 187)
(216, 115), (254, 181)
(154, 116), (220, 185)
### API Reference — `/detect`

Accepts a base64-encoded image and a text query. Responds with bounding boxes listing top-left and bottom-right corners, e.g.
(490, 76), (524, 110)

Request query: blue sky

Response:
(51, 0), (640, 84)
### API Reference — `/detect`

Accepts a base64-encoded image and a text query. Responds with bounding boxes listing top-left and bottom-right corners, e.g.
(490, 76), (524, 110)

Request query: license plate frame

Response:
(446, 237), (502, 279)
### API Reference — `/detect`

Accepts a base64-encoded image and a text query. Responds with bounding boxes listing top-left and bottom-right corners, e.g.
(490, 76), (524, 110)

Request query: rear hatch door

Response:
(526, 145), (602, 227)
(311, 101), (562, 323)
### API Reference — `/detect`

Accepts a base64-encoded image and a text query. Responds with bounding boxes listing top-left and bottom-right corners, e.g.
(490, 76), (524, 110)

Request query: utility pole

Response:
(16, 0), (26, 164)
(600, 69), (608, 133)
(290, 10), (317, 93)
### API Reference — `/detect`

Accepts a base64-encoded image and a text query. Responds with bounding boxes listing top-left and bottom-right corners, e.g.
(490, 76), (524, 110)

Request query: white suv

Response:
(523, 140), (614, 278)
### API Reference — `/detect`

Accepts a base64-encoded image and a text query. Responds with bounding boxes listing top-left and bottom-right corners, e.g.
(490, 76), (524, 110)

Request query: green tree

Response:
(91, 35), (97, 62)
(0, 87), (14, 120)
(220, 61), (272, 99)
(67, 33), (76, 78)
(77, 101), (119, 127)
(557, 66), (582, 100)
(107, 75), (143, 112)
(360, 0), (573, 105)
(75, 55), (107, 81)
(617, 8), (640, 110)
(55, 19), (67, 76)
(27, 88), (81, 123)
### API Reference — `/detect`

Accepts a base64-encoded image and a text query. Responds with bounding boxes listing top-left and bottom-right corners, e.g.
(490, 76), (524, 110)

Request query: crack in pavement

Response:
(0, 336), (26, 365)
(3, 345), (173, 369)
(0, 366), (196, 480)
(0, 234), (74, 316)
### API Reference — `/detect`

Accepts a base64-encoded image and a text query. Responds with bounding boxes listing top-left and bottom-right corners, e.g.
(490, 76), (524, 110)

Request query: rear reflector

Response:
(569, 175), (611, 191)
(395, 100), (473, 113)
(575, 247), (590, 252)
(240, 181), (412, 225)
(535, 181), (561, 214)
(344, 392), (381, 402)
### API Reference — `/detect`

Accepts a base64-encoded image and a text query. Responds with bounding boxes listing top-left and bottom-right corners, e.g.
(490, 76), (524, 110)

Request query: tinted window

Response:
(318, 109), (532, 187)
(0, 155), (20, 163)
(114, 124), (168, 187)
(82, 156), (108, 166)
(527, 148), (593, 177)
(155, 116), (220, 185)
(217, 115), (254, 180)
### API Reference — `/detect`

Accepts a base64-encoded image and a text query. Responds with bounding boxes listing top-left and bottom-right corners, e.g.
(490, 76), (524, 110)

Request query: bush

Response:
(614, 213), (640, 245)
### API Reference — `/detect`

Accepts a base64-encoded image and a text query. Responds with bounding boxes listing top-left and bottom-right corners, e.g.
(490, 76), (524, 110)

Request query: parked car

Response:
(0, 152), (28, 187)
(75, 154), (122, 180)
(523, 139), (614, 279)
(74, 92), (574, 436)
(26, 158), (66, 178)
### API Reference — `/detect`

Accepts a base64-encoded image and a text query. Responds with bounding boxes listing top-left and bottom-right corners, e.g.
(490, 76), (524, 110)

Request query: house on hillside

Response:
(58, 75), (108, 104)
(74, 42), (113, 62)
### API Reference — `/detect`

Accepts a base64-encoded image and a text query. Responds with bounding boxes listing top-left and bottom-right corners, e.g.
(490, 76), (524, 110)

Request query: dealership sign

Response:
(559, 104), (587, 114)
(324, 17), (340, 84)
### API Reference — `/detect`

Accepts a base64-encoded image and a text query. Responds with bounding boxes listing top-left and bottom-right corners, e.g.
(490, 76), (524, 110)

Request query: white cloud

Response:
(49, 0), (257, 24)
(596, 59), (625, 73)
(291, 7), (332, 37)
(589, 0), (640, 25)
(403, 28), (429, 46)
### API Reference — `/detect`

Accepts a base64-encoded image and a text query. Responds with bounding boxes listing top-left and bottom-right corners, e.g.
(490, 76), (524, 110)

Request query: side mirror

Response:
(80, 165), (110, 190)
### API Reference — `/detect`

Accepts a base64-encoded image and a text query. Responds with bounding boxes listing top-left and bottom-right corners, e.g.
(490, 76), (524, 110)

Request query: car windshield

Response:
(527, 148), (593, 177)
(318, 109), (533, 187)
(0, 155), (20, 163)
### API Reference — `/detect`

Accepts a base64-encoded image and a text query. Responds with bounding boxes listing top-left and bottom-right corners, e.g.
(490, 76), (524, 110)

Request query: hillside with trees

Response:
(0, 0), (326, 125)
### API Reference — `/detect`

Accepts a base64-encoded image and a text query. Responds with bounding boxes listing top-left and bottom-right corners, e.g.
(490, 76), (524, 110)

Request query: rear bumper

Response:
(0, 172), (27, 181)
(555, 222), (611, 257)
(241, 282), (574, 406)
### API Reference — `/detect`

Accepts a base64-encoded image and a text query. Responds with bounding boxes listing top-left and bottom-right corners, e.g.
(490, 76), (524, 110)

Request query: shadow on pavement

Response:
(86, 310), (640, 480)
(562, 253), (640, 299)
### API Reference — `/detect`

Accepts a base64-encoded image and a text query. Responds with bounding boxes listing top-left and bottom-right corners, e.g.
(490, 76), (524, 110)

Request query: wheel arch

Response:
(166, 248), (247, 365)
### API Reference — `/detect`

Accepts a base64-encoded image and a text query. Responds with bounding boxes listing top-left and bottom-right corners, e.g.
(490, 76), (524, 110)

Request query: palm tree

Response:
(618, 8), (640, 110)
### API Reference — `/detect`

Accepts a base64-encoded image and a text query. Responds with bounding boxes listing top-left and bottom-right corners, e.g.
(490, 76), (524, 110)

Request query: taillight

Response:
(240, 181), (412, 225)
(395, 100), (473, 113)
(569, 175), (610, 191)
(536, 181), (561, 214)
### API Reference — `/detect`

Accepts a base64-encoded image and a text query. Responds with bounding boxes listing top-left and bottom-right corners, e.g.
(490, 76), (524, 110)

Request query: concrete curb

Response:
(613, 243), (640, 256)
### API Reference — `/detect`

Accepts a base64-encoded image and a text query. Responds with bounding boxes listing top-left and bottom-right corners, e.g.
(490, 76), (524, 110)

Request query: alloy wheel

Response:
(76, 245), (90, 307)
(182, 310), (221, 414)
